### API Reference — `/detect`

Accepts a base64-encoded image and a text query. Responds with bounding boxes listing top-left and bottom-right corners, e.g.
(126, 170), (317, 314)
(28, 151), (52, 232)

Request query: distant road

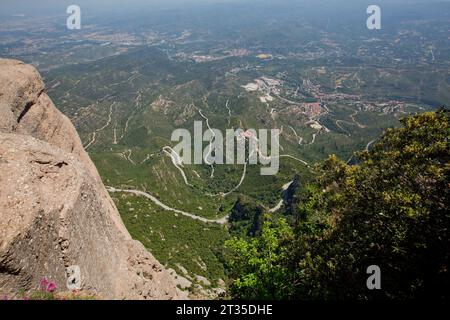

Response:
(106, 187), (229, 225)
(107, 180), (292, 224)
(366, 139), (376, 152)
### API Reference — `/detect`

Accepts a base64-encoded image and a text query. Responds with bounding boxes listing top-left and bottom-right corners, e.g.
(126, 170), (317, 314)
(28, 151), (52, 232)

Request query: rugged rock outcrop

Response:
(0, 59), (179, 299)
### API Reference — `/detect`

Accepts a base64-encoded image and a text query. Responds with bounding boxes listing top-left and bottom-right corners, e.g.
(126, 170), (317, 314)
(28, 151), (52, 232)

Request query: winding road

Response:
(84, 101), (116, 150)
(365, 139), (376, 152)
(163, 146), (193, 187)
(198, 109), (216, 178)
(107, 178), (294, 225)
(107, 187), (229, 225)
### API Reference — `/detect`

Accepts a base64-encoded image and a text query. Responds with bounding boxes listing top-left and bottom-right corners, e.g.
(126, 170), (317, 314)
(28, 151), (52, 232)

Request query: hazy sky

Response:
(0, 0), (446, 19)
(0, 0), (237, 14)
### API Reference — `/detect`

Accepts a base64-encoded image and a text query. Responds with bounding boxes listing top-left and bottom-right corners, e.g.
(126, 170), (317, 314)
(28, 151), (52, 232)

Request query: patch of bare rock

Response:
(0, 59), (180, 300)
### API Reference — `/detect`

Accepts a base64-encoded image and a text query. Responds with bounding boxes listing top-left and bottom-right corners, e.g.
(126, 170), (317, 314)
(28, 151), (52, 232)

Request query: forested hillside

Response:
(226, 110), (450, 300)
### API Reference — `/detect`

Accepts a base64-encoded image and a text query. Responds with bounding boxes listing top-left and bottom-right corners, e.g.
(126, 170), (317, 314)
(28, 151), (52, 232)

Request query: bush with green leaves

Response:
(225, 217), (294, 299)
(226, 110), (450, 300)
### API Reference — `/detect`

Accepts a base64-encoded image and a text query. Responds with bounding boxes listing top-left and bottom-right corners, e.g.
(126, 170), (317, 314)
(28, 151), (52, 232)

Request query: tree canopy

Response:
(226, 110), (450, 300)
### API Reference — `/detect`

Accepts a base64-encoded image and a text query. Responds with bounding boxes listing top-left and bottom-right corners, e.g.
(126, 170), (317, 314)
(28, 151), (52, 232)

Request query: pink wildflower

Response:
(40, 278), (49, 291)
(46, 282), (57, 293)
(39, 278), (57, 293)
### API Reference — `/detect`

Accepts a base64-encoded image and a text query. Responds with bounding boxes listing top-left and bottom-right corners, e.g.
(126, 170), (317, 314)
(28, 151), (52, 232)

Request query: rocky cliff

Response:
(0, 59), (179, 299)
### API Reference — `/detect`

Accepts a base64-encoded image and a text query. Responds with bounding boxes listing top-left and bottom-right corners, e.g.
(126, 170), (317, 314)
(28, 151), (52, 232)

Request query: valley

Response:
(1, 0), (448, 298)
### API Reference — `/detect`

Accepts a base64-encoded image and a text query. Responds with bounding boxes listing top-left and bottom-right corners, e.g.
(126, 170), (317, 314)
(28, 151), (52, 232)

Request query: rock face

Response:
(0, 59), (179, 299)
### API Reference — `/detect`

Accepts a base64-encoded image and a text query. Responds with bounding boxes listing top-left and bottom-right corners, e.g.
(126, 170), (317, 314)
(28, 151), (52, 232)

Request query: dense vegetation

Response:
(113, 193), (229, 286)
(226, 110), (450, 300)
